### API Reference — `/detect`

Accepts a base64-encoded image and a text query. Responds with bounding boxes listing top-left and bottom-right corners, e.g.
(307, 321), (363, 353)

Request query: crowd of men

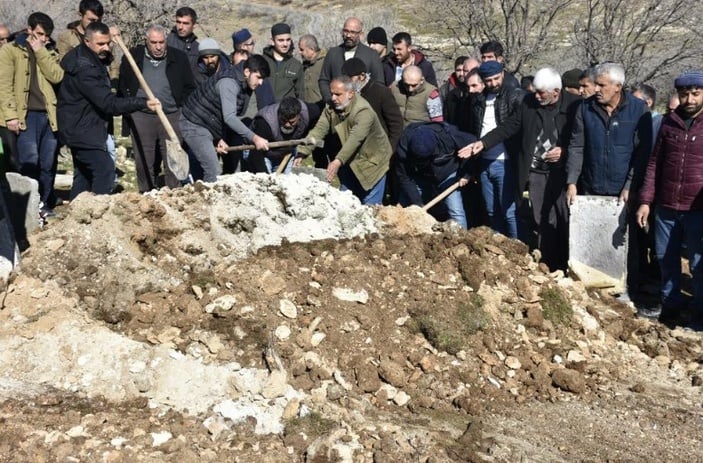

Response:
(1, 1), (702, 328)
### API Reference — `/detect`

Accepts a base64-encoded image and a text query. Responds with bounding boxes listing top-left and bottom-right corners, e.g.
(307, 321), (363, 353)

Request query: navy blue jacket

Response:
(566, 92), (652, 195)
(395, 122), (476, 206)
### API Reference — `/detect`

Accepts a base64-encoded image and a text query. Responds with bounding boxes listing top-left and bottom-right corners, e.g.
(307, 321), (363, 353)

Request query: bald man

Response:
(317, 17), (383, 103)
(390, 65), (443, 126)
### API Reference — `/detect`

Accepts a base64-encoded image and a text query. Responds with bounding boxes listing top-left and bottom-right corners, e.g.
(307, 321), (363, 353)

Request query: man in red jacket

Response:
(636, 70), (703, 326)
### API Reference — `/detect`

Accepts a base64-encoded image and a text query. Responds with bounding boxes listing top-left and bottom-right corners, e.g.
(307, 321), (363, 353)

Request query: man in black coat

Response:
(460, 67), (579, 270)
(118, 24), (196, 192)
(58, 22), (159, 199)
(317, 17), (383, 104)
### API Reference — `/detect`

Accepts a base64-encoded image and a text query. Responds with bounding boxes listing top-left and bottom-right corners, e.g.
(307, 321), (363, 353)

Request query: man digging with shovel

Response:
(179, 55), (271, 182)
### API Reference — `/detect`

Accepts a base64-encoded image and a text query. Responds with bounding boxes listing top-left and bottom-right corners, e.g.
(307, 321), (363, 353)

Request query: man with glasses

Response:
(391, 65), (443, 127)
(317, 17), (383, 104)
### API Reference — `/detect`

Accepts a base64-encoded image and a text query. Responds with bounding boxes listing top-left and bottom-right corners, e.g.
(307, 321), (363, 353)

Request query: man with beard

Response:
(58, 22), (160, 199)
(294, 76), (392, 205)
(383, 32), (437, 87)
(197, 38), (231, 78)
(458, 60), (524, 238)
(244, 97), (318, 173)
(636, 71), (703, 325)
(317, 17), (383, 104)
(262, 23), (304, 101)
(460, 67), (579, 269)
(445, 57), (480, 130)
(180, 55), (270, 182)
(299, 34), (326, 109)
(166, 7), (200, 82)
(118, 25), (195, 193)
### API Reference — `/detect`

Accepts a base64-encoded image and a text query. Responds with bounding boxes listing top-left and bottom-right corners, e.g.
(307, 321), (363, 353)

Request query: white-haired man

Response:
(565, 62), (652, 205)
(459, 67), (580, 270)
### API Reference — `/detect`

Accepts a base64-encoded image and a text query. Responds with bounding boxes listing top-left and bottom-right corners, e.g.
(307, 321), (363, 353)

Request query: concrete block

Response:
(5, 172), (40, 244)
(568, 195), (627, 290)
(0, 180), (19, 285)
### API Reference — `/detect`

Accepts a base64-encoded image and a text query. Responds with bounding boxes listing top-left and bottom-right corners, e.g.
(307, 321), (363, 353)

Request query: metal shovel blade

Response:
(291, 166), (328, 182)
(166, 139), (190, 181)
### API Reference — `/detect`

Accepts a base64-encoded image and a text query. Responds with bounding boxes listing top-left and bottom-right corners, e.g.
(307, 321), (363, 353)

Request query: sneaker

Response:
(40, 208), (56, 219)
(637, 305), (662, 319)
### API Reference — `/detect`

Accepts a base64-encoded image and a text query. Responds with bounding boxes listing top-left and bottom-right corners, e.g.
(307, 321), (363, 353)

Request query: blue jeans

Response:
(338, 165), (386, 205)
(479, 158), (517, 238)
(415, 172), (468, 228)
(654, 206), (703, 313)
(17, 111), (57, 206)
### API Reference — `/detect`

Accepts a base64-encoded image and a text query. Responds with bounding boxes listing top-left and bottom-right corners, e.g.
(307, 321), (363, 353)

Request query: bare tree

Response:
(572, 0), (702, 86)
(421, 0), (575, 75)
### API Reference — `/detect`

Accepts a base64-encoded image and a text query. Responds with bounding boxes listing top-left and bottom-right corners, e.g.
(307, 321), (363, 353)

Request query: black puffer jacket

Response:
(58, 44), (147, 149)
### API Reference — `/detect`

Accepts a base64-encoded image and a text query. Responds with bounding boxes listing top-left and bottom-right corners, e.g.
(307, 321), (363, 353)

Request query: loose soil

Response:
(1, 174), (701, 463)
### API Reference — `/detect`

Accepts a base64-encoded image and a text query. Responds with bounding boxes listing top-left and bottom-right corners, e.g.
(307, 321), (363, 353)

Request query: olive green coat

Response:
(0, 39), (63, 131)
(299, 95), (392, 190)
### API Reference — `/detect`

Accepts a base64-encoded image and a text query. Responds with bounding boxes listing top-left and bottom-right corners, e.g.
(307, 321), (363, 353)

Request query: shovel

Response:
(225, 136), (323, 152)
(422, 181), (461, 211)
(112, 33), (190, 181)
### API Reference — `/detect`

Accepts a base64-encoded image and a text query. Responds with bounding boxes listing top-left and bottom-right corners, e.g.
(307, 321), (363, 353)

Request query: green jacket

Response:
(299, 95), (392, 190)
(302, 49), (326, 105)
(391, 81), (443, 127)
(0, 36), (63, 131)
(262, 46), (304, 101)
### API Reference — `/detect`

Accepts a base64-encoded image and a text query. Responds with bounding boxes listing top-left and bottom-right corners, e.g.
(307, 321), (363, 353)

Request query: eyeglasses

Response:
(342, 29), (361, 35)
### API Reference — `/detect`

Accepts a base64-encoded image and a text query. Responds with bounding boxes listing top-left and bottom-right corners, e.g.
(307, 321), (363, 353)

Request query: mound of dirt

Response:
(1, 173), (702, 462)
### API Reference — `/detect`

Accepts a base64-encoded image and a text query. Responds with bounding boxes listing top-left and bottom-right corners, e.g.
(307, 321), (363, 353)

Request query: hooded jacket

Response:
(262, 45), (304, 101)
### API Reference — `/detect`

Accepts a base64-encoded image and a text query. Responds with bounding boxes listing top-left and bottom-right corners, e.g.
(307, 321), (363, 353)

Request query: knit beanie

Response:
(341, 58), (367, 77)
(198, 38), (221, 56)
(409, 127), (437, 159)
(271, 23), (291, 37)
(675, 70), (703, 89)
(478, 61), (504, 80)
(367, 27), (388, 45)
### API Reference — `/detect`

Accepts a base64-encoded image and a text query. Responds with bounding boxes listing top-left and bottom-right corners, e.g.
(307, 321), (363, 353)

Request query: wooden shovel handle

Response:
(422, 181), (461, 211)
(111, 33), (179, 142)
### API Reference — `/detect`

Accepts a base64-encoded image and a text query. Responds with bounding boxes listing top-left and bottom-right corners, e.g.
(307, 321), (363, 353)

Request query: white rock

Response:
(275, 325), (292, 340)
(203, 415), (230, 439)
(393, 390), (411, 406)
(333, 370), (353, 391)
(192, 285), (203, 300)
(261, 370), (288, 399)
(129, 360), (146, 373)
(377, 383), (398, 400)
(566, 350), (586, 363)
(279, 299), (298, 319)
(332, 287), (369, 304)
(205, 295), (237, 313)
(310, 332), (326, 347)
(553, 354), (563, 364)
(110, 437), (128, 448)
(151, 431), (172, 447)
(66, 425), (86, 438)
(504, 356), (522, 370)
(395, 316), (410, 326)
